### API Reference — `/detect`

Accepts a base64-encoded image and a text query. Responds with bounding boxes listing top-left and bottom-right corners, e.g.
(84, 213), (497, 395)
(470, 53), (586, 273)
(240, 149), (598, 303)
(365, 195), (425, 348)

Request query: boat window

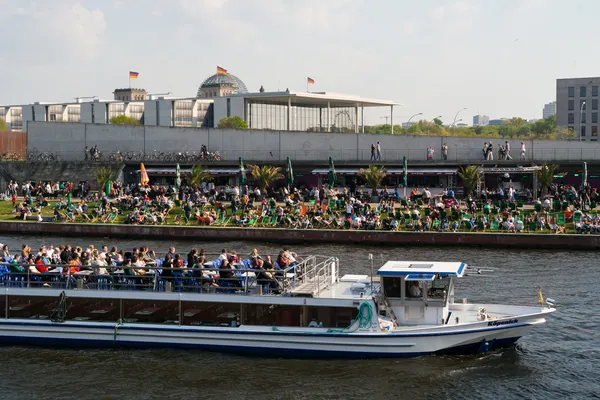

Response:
(182, 302), (241, 327)
(303, 306), (358, 328)
(383, 277), (402, 298)
(123, 299), (179, 324)
(7, 296), (57, 319)
(427, 277), (450, 301)
(405, 280), (423, 299)
(242, 304), (302, 327)
(65, 298), (120, 322)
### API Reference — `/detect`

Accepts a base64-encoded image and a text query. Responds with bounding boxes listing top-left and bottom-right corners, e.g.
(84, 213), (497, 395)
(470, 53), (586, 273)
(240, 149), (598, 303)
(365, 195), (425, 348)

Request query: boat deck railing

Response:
(289, 256), (339, 297)
(0, 259), (318, 296)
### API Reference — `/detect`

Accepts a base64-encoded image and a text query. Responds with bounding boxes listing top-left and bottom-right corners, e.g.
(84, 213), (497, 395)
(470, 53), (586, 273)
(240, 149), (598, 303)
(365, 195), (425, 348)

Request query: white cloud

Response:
(180, 0), (229, 15)
(0, 1), (106, 65)
(431, 0), (481, 33)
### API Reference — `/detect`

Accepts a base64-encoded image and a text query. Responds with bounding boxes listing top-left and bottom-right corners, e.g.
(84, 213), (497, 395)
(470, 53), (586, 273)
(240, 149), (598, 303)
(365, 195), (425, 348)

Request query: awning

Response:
(135, 168), (240, 175)
(311, 168), (456, 175)
(480, 166), (542, 174)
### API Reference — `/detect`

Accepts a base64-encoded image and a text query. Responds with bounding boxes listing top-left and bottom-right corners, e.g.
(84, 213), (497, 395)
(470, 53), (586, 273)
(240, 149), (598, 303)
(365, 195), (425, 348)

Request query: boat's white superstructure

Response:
(0, 256), (554, 357)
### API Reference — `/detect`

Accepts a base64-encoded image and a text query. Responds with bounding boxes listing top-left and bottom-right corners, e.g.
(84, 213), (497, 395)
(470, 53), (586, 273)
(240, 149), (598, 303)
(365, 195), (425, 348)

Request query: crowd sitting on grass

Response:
(0, 243), (298, 292)
(3, 179), (599, 235)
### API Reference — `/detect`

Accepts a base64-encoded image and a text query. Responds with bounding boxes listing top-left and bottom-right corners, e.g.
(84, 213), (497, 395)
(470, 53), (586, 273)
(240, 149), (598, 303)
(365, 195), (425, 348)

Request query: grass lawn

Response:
(0, 198), (582, 234)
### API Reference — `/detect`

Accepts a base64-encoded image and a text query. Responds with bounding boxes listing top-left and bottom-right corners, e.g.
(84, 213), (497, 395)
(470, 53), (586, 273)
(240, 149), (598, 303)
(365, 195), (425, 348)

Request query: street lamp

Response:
(452, 108), (467, 127)
(430, 115), (442, 124)
(579, 101), (586, 142)
(407, 112), (423, 124)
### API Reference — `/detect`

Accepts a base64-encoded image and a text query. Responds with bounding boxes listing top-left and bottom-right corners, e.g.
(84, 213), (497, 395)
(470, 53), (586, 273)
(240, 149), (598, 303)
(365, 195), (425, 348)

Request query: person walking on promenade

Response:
(483, 142), (488, 160)
(505, 141), (512, 160)
(487, 142), (494, 160)
(84, 146), (89, 161)
(442, 143), (448, 161)
(376, 141), (382, 161)
(370, 143), (376, 161)
(520, 142), (526, 160)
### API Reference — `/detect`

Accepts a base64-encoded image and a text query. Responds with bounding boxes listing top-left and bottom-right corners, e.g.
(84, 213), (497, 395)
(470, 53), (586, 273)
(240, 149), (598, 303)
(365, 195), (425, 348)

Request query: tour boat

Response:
(0, 256), (555, 357)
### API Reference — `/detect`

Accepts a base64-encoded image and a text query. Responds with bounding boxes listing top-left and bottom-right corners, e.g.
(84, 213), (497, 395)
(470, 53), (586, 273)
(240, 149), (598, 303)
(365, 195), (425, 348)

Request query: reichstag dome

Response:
(196, 73), (248, 98)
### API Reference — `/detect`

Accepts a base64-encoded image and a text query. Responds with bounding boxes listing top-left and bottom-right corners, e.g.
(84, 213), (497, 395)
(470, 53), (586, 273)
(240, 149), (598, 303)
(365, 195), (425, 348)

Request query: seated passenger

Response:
(407, 281), (422, 298)
(218, 259), (241, 287)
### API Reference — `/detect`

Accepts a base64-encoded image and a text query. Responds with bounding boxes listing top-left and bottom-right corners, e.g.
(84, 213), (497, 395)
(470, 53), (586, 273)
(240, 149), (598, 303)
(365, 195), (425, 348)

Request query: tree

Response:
(189, 165), (213, 188)
(0, 118), (7, 131)
(359, 165), (387, 195)
(537, 164), (559, 196)
(217, 116), (248, 130)
(94, 165), (113, 191)
(458, 165), (481, 197)
(247, 164), (283, 193)
(433, 118), (443, 126)
(110, 115), (141, 126)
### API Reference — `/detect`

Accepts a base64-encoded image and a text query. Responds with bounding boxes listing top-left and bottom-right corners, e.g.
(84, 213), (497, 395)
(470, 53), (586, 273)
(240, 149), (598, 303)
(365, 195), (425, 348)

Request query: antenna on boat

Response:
(369, 254), (374, 288)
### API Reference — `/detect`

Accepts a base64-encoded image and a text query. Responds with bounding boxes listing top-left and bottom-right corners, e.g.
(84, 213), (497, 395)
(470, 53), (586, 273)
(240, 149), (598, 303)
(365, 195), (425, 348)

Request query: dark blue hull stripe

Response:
(0, 335), (521, 358)
(0, 320), (531, 338)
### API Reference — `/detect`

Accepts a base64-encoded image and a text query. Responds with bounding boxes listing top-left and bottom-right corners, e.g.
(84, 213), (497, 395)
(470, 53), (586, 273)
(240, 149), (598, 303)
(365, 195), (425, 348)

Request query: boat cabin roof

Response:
(376, 261), (466, 279)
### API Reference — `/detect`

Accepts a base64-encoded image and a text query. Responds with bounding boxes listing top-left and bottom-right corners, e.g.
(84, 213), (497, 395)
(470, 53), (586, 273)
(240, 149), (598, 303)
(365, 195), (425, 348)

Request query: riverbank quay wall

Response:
(26, 122), (600, 163)
(1, 221), (599, 250)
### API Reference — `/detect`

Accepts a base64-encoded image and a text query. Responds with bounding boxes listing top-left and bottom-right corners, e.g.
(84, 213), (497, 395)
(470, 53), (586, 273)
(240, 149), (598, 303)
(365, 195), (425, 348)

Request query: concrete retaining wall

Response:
(26, 122), (600, 163)
(1, 221), (598, 250)
(0, 162), (124, 189)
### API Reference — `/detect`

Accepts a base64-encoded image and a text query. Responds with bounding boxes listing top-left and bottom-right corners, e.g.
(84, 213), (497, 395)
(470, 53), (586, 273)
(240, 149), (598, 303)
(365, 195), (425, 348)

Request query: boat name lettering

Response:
(487, 319), (518, 327)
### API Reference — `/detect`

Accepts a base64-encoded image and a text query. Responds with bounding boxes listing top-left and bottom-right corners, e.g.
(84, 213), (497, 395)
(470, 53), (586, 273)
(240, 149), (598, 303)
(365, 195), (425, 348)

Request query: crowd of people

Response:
(3, 175), (598, 235)
(0, 243), (300, 292)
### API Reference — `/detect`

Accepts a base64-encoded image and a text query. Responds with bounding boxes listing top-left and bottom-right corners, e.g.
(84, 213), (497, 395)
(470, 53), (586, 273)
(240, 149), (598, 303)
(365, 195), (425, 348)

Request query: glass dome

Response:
(196, 73), (248, 97)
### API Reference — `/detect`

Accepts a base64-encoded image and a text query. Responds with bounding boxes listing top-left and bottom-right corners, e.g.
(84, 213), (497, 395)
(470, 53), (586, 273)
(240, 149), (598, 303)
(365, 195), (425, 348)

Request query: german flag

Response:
(217, 66), (228, 75)
(129, 71), (139, 79)
(307, 77), (315, 85)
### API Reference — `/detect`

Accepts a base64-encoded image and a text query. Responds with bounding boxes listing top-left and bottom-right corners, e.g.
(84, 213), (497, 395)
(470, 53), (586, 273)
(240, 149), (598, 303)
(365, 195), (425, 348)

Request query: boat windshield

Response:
(427, 276), (450, 301)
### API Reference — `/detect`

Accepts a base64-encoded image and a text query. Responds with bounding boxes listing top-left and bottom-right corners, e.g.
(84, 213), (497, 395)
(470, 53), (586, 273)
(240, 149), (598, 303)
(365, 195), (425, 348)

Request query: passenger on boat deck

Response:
(131, 255), (146, 275)
(166, 247), (176, 259)
(218, 248), (228, 262)
(308, 318), (324, 328)
(228, 250), (239, 264)
(256, 259), (280, 292)
(162, 253), (174, 277)
(92, 253), (109, 275)
(187, 248), (199, 268)
(218, 258), (241, 287)
(407, 281), (422, 298)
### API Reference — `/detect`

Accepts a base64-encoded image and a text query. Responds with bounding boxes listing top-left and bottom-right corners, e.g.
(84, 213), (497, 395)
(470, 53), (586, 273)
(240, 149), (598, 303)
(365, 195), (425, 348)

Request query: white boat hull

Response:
(0, 310), (549, 357)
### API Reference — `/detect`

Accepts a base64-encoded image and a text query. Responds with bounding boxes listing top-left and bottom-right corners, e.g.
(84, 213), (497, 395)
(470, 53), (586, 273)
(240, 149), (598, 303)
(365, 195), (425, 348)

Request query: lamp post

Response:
(429, 115), (442, 134)
(406, 112), (423, 133)
(452, 108), (467, 127)
(407, 112), (423, 124)
(430, 115), (442, 124)
(452, 119), (463, 136)
(579, 101), (586, 142)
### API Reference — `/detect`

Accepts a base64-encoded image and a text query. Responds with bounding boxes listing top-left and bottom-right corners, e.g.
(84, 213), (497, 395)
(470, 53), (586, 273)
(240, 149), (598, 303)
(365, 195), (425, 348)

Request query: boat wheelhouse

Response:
(0, 255), (554, 357)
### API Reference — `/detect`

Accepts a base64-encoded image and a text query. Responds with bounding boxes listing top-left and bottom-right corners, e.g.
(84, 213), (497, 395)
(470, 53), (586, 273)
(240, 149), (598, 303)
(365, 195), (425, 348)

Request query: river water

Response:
(0, 235), (598, 400)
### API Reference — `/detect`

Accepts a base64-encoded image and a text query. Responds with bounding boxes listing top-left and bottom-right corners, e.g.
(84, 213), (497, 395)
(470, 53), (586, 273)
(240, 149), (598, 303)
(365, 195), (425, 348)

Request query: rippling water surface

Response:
(0, 235), (598, 400)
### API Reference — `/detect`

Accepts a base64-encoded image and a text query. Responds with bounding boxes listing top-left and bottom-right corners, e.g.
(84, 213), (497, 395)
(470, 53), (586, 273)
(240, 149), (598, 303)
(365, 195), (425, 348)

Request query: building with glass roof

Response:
(1, 69), (398, 133)
(197, 73), (248, 99)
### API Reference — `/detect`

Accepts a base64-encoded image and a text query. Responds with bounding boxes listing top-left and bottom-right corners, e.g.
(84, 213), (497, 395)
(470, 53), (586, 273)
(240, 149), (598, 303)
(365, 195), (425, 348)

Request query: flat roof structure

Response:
(232, 91), (399, 107)
(377, 261), (467, 278)
(214, 91), (400, 133)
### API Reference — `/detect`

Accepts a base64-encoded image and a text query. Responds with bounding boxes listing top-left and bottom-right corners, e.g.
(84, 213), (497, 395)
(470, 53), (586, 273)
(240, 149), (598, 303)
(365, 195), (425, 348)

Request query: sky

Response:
(0, 0), (599, 125)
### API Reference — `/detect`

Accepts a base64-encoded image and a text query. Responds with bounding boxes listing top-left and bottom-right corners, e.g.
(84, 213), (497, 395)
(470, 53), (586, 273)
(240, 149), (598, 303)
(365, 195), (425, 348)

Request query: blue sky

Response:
(0, 0), (598, 125)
